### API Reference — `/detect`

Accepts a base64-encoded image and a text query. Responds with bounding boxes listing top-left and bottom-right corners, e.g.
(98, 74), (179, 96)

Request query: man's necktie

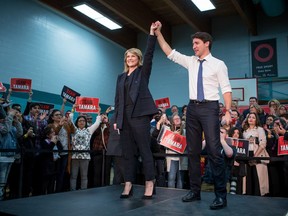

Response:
(197, 59), (205, 101)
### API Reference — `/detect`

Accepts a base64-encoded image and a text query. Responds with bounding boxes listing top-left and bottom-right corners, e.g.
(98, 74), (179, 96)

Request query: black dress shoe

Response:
(209, 197), (227, 210)
(120, 186), (133, 199)
(182, 191), (201, 202)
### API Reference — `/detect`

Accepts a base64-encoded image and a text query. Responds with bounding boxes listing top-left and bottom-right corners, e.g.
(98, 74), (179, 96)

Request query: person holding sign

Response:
(69, 106), (103, 190)
(151, 112), (171, 187)
(154, 21), (232, 209)
(166, 113), (187, 189)
(113, 23), (159, 199)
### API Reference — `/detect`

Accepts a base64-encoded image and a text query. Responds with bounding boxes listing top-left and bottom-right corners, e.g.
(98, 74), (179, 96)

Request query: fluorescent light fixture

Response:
(74, 4), (122, 30)
(191, 0), (216, 11)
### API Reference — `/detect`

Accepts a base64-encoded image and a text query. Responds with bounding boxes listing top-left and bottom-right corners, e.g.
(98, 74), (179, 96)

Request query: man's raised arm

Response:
(154, 21), (173, 56)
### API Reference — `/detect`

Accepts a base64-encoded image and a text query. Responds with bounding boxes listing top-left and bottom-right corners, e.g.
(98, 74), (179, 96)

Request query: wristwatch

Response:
(226, 109), (232, 114)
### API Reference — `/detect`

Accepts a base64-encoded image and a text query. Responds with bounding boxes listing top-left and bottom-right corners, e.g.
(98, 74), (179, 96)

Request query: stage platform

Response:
(0, 185), (287, 216)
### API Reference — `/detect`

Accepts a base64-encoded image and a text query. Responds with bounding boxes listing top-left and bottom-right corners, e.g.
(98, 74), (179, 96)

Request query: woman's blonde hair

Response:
(123, 48), (143, 72)
(171, 113), (185, 135)
(268, 98), (280, 108)
(250, 103), (263, 114)
(277, 104), (287, 115)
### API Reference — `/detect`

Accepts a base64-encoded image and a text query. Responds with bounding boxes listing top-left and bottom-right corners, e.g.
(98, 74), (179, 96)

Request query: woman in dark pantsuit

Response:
(113, 23), (158, 199)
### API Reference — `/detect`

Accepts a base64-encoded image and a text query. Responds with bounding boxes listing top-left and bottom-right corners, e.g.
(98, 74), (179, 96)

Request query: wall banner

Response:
(251, 38), (278, 78)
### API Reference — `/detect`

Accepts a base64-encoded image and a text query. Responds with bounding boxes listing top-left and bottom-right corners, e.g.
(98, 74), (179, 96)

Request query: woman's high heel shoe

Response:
(120, 185), (133, 199)
(142, 180), (156, 199)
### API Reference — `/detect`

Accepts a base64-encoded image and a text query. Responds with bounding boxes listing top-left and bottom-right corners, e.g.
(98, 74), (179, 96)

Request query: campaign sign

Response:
(38, 102), (55, 115)
(226, 137), (249, 157)
(278, 136), (288, 156)
(155, 97), (170, 109)
(159, 129), (187, 154)
(157, 125), (169, 144)
(0, 82), (7, 92)
(61, 85), (81, 104)
(75, 97), (100, 113)
(10, 78), (32, 92)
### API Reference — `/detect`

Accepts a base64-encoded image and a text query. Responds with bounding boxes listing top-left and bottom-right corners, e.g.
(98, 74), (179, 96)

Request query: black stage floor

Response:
(0, 185), (287, 216)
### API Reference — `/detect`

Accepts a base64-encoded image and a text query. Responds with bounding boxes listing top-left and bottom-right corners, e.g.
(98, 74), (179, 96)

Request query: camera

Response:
(154, 114), (161, 122)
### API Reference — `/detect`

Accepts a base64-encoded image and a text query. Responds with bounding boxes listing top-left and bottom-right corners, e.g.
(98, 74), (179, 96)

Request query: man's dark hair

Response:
(12, 103), (22, 112)
(191, 32), (213, 50)
(29, 102), (41, 111)
(249, 97), (258, 102)
(280, 114), (288, 122)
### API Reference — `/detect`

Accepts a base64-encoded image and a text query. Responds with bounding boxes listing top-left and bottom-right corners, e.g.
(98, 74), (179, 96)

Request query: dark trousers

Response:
(112, 156), (125, 185)
(32, 155), (42, 196)
(154, 159), (166, 187)
(41, 174), (56, 195)
(91, 150), (112, 187)
(55, 154), (68, 192)
(186, 100), (226, 199)
(22, 156), (34, 197)
(120, 105), (155, 183)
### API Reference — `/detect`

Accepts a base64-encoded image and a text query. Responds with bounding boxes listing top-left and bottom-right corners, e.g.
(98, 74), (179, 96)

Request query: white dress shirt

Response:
(167, 50), (232, 101)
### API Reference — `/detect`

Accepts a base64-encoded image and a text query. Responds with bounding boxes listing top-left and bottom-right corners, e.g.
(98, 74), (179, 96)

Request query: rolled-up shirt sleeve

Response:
(167, 49), (191, 70)
(217, 61), (232, 95)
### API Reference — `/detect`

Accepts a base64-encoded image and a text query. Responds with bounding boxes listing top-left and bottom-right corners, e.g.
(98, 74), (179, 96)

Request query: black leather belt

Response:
(190, 100), (217, 104)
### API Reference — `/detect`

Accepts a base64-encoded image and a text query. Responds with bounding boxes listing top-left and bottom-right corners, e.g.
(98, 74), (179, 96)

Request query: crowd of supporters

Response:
(1, 89), (288, 200)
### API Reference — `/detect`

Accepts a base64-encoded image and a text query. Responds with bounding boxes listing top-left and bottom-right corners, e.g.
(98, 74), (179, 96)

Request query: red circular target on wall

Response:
(254, 43), (274, 63)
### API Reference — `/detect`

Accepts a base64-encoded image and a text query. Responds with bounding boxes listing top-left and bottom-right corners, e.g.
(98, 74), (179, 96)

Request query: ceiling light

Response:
(74, 4), (122, 30)
(191, 0), (216, 11)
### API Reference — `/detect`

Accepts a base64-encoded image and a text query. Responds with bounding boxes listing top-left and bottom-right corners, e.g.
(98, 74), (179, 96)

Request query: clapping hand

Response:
(39, 112), (47, 121)
(51, 135), (58, 143)
(59, 116), (67, 126)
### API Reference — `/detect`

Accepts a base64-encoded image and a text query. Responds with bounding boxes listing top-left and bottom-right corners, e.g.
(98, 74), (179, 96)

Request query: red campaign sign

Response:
(10, 78), (32, 92)
(155, 97), (170, 109)
(0, 82), (7, 92)
(159, 129), (187, 154)
(278, 136), (288, 156)
(75, 97), (100, 113)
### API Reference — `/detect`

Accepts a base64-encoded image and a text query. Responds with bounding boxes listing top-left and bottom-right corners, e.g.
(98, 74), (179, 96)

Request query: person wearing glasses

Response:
(69, 107), (102, 190)
(47, 109), (75, 192)
(268, 99), (280, 117)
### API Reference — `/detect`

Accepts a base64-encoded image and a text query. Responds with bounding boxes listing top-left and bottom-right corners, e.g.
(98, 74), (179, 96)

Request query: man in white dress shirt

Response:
(154, 21), (232, 210)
